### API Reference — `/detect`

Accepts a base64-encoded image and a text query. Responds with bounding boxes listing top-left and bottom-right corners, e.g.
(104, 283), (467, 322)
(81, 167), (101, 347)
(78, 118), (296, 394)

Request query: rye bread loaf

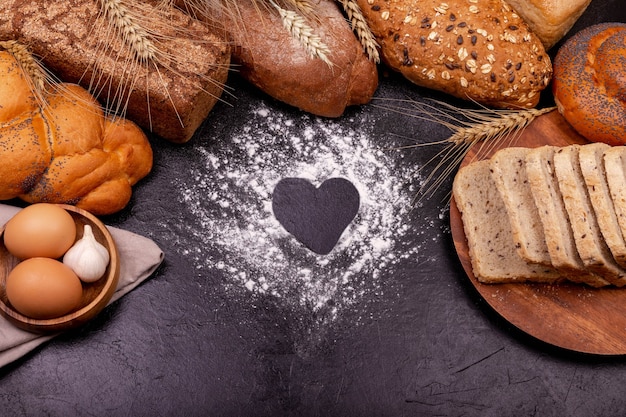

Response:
(553, 145), (626, 287)
(0, 0), (231, 143)
(578, 143), (626, 269)
(453, 159), (561, 284)
(504, 0), (592, 49)
(525, 146), (610, 287)
(356, 0), (552, 108)
(219, 0), (378, 117)
(490, 147), (552, 265)
(603, 146), (626, 249)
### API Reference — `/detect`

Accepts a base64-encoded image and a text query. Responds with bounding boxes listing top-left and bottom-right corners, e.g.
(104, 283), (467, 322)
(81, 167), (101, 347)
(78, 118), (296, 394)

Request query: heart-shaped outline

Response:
(272, 177), (360, 255)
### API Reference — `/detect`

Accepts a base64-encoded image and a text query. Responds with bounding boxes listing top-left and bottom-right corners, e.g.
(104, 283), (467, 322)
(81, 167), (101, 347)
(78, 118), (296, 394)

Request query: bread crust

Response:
(504, 0), (591, 49)
(356, 0), (552, 108)
(553, 22), (626, 146)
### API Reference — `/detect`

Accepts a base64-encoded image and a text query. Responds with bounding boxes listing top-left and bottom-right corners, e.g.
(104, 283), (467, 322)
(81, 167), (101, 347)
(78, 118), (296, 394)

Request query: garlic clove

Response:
(63, 224), (110, 283)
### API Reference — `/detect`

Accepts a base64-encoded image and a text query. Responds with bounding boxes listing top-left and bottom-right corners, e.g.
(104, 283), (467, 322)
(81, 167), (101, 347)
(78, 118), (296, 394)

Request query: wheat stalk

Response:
(269, 0), (333, 66)
(375, 98), (556, 203)
(336, 0), (380, 63)
(0, 40), (49, 103)
(99, 0), (159, 63)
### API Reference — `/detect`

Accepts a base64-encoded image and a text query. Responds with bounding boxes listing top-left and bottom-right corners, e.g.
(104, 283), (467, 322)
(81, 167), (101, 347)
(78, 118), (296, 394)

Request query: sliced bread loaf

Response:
(525, 145), (610, 287)
(604, 146), (626, 248)
(490, 147), (552, 266)
(578, 143), (626, 268)
(553, 145), (626, 287)
(453, 159), (561, 284)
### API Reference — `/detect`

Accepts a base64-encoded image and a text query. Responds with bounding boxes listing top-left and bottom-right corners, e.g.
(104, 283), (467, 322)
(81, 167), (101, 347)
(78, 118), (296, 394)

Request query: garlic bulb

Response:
(63, 225), (110, 283)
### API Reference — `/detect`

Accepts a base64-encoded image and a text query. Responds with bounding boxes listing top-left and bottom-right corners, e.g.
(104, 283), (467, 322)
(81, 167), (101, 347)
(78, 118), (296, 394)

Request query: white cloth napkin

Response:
(0, 204), (164, 368)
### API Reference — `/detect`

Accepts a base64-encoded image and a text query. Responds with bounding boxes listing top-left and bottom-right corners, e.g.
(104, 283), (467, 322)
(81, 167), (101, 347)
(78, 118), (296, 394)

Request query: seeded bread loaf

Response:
(552, 23), (626, 146)
(524, 146), (610, 287)
(578, 143), (626, 269)
(553, 145), (626, 286)
(504, 0), (592, 49)
(0, 0), (230, 143)
(356, 0), (552, 108)
(453, 159), (561, 284)
(490, 147), (552, 265)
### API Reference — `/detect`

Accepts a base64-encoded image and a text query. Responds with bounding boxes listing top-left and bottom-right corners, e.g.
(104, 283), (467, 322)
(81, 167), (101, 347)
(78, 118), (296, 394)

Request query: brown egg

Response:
(5, 257), (83, 319)
(3, 203), (76, 259)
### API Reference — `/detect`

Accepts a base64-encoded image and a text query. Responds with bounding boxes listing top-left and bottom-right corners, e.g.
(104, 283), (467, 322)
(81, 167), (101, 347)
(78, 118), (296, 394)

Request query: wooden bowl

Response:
(0, 204), (120, 333)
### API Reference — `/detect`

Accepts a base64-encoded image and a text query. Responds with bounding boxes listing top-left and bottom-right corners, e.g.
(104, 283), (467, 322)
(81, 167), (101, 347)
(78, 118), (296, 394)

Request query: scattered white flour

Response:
(170, 102), (422, 322)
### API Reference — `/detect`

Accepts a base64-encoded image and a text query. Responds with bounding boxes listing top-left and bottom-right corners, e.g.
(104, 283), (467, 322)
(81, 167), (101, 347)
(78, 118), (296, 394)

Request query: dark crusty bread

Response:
(490, 147), (552, 266)
(356, 0), (552, 108)
(524, 146), (610, 287)
(578, 143), (626, 269)
(0, 0), (231, 143)
(223, 0), (378, 117)
(453, 159), (561, 284)
(552, 145), (626, 287)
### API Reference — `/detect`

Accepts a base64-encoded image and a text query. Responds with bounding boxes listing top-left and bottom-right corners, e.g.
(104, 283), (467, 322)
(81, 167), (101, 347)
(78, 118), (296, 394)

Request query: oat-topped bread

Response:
(553, 145), (626, 287)
(525, 146), (610, 287)
(578, 143), (626, 269)
(603, 146), (626, 248)
(356, 0), (553, 108)
(453, 159), (561, 284)
(490, 147), (552, 265)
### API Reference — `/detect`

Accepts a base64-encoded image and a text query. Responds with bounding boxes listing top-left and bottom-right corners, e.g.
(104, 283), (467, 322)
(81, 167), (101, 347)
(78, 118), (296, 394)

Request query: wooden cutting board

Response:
(450, 109), (626, 355)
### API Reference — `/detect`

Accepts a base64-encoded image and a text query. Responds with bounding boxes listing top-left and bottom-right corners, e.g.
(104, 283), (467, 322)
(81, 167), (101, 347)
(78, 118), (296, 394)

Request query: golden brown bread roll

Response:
(356, 0), (552, 108)
(222, 0), (378, 117)
(552, 22), (626, 146)
(504, 0), (592, 49)
(0, 50), (153, 215)
(0, 0), (230, 144)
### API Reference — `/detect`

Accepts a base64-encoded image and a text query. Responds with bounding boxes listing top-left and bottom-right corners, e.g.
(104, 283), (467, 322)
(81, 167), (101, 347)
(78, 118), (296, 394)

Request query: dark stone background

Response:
(1, 2), (626, 416)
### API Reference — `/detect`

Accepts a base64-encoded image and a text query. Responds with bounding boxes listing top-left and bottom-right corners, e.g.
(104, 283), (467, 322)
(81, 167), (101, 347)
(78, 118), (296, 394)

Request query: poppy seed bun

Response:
(553, 23), (626, 146)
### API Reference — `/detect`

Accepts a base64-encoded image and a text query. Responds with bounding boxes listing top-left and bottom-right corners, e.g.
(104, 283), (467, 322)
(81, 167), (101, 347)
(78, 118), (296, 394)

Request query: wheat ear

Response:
(0, 40), (50, 104)
(374, 98), (556, 203)
(99, 0), (159, 63)
(336, 0), (380, 63)
(269, 0), (333, 66)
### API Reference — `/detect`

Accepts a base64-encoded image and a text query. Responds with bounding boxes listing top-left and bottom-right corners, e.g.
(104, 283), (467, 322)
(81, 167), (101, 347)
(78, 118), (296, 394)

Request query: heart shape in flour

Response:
(272, 177), (360, 255)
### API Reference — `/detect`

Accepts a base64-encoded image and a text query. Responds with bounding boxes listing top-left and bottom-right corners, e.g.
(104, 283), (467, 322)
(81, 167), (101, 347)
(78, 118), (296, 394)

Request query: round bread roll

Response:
(553, 23), (626, 146)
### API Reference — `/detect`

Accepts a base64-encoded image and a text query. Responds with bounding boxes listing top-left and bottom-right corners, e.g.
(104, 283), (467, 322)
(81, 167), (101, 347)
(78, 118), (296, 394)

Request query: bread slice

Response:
(525, 145), (610, 287)
(578, 143), (626, 268)
(553, 145), (626, 286)
(604, 146), (626, 250)
(453, 159), (561, 284)
(490, 147), (552, 266)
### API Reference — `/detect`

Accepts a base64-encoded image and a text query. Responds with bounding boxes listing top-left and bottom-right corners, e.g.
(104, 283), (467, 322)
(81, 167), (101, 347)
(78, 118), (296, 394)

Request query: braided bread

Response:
(0, 50), (152, 215)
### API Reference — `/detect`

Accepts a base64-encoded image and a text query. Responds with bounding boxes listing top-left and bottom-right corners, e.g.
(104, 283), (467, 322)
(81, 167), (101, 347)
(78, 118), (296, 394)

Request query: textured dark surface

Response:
(1, 3), (626, 416)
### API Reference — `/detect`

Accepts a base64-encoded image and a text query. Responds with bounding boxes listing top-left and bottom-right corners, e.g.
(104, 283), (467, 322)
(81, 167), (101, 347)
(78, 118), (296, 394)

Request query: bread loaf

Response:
(453, 159), (562, 284)
(553, 145), (626, 286)
(552, 23), (626, 146)
(0, 50), (152, 215)
(603, 147), (626, 257)
(356, 0), (552, 108)
(0, 0), (231, 143)
(503, 0), (591, 49)
(220, 0), (378, 117)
